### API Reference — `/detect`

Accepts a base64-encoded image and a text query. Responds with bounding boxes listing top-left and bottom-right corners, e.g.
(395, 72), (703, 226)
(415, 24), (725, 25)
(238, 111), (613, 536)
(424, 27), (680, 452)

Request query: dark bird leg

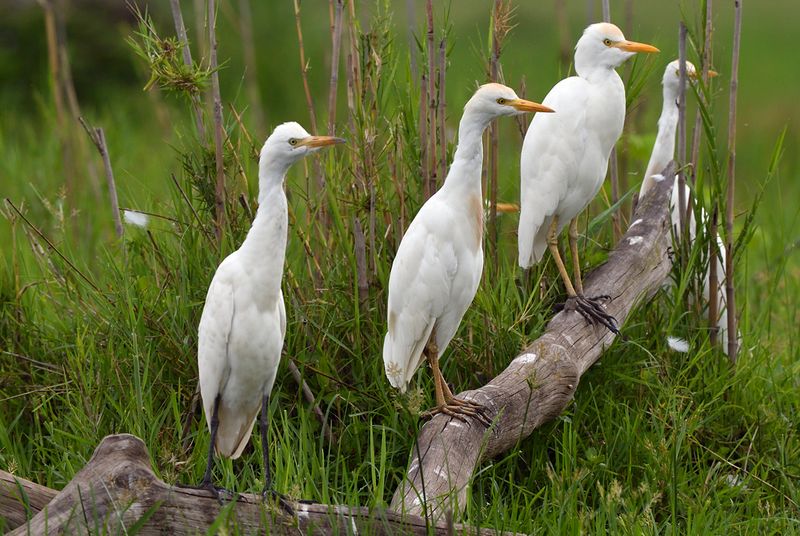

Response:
(260, 392), (294, 516)
(178, 394), (233, 503)
(548, 216), (619, 334)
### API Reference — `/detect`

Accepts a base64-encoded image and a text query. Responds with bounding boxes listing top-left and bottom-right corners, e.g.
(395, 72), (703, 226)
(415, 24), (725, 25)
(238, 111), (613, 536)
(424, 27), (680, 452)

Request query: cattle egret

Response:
(195, 122), (344, 503)
(640, 60), (737, 354)
(383, 83), (553, 421)
(518, 23), (658, 333)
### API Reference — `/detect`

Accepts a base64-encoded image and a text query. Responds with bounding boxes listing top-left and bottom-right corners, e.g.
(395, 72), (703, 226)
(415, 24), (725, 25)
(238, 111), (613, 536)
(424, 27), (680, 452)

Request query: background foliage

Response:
(1, 0), (798, 533)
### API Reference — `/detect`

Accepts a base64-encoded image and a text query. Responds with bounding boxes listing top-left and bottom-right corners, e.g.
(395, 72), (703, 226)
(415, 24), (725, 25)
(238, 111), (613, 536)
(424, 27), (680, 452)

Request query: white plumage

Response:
(517, 23), (658, 331)
(640, 60), (737, 355)
(196, 122), (343, 492)
(383, 83), (552, 417)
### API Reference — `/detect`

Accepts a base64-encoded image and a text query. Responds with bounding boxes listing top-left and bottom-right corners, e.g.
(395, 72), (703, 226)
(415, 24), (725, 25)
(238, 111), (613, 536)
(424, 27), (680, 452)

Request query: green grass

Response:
(1, 1), (799, 534)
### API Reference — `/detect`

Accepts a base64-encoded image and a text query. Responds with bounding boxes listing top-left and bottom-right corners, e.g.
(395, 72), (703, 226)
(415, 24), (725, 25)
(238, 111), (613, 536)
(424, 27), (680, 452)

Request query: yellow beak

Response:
(507, 98), (555, 114)
(298, 135), (347, 148)
(616, 40), (660, 54)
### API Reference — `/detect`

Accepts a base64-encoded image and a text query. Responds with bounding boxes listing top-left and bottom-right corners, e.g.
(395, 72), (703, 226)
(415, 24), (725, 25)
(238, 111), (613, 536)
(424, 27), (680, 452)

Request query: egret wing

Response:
(383, 205), (458, 391)
(519, 77), (591, 267)
(197, 260), (236, 432)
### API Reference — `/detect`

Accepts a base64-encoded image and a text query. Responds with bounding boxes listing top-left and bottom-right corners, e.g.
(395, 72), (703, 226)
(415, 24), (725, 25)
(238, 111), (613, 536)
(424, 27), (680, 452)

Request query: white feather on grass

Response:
(667, 336), (689, 353)
(123, 210), (149, 229)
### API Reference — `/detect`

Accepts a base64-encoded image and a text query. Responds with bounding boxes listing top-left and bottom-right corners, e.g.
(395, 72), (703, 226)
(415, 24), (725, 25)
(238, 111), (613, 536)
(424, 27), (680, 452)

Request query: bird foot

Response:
(421, 397), (491, 427)
(262, 487), (295, 516)
(555, 294), (619, 334)
(177, 480), (237, 504)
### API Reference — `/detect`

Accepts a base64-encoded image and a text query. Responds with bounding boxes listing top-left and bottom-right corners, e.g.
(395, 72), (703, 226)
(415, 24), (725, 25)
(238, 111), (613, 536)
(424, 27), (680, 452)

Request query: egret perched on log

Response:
(640, 60), (736, 354)
(194, 123), (343, 502)
(383, 83), (553, 421)
(517, 23), (658, 333)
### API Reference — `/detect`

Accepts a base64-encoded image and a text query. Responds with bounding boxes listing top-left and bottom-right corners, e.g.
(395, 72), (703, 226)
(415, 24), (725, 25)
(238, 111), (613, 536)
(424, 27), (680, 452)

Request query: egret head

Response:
(575, 23), (659, 74)
(260, 122), (345, 169)
(662, 59), (718, 93)
(464, 83), (554, 121)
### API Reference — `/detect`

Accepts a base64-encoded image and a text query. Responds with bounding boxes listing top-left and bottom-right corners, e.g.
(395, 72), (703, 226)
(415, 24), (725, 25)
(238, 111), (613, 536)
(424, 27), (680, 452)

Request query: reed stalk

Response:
(676, 23), (689, 240)
(725, 0), (743, 361)
(168, 0), (207, 140)
(601, 0), (622, 241)
(208, 0), (226, 244)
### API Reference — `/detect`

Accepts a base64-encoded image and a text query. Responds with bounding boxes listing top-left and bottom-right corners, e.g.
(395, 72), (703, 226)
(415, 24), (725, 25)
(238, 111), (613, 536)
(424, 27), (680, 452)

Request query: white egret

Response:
(640, 60), (736, 354)
(518, 23), (659, 332)
(195, 122), (344, 502)
(383, 83), (553, 420)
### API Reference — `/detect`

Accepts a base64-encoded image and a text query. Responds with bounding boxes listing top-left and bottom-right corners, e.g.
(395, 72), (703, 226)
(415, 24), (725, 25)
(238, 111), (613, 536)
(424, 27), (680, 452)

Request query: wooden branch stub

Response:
(2, 434), (516, 535)
(1, 471), (57, 530)
(391, 162), (678, 519)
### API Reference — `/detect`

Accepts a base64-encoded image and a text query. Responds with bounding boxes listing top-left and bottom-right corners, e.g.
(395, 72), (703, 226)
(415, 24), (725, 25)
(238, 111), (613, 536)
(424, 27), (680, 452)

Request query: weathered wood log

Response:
(1, 470), (58, 530)
(391, 163), (678, 519)
(0, 434), (519, 535)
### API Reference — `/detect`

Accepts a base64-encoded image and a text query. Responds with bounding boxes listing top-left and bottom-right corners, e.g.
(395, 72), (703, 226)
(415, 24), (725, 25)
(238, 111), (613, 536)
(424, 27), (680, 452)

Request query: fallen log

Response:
(0, 434), (519, 535)
(391, 163), (677, 519)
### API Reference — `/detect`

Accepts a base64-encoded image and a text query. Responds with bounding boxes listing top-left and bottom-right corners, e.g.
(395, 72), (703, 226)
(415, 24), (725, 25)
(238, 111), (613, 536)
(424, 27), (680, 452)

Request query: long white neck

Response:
(439, 109), (492, 196)
(237, 159), (290, 302)
(641, 84), (679, 197)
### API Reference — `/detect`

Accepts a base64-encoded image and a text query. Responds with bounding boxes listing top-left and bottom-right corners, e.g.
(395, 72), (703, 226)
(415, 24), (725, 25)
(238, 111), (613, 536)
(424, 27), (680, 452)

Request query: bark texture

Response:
(0, 434), (518, 535)
(390, 163), (677, 519)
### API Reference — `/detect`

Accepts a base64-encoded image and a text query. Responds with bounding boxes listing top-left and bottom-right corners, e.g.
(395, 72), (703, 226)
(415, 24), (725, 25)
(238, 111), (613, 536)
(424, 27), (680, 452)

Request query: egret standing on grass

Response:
(383, 83), (553, 420)
(517, 23), (659, 332)
(194, 123), (343, 503)
(640, 60), (736, 354)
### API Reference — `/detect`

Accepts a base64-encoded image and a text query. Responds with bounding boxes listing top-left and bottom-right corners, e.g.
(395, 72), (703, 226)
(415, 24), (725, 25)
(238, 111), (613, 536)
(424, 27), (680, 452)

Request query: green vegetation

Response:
(1, 1), (798, 533)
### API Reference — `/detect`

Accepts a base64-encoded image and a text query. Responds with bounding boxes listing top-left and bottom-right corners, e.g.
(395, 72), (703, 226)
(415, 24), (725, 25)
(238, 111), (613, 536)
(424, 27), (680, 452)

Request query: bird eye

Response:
(288, 138), (298, 146)
(496, 98), (507, 105)
(603, 38), (612, 46)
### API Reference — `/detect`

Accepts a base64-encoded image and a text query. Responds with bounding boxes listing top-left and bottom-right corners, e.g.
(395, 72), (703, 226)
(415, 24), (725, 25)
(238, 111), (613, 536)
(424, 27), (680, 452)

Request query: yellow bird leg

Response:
(547, 216), (578, 297)
(425, 335), (447, 409)
(568, 217), (584, 295)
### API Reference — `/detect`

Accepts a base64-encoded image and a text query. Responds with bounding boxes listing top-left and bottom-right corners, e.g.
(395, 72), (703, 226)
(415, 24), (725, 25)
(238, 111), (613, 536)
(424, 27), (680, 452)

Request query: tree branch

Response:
(1, 435), (518, 535)
(390, 162), (678, 520)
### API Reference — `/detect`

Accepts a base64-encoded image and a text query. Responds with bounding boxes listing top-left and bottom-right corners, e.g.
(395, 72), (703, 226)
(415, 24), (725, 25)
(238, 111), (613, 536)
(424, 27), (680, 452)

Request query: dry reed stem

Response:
(677, 23), (689, 240)
(168, 0), (207, 140)
(419, 71), (429, 199)
(78, 118), (123, 239)
(207, 0), (226, 244)
(437, 39), (447, 187)
(328, 0), (345, 135)
(425, 0), (437, 196)
(601, 0), (622, 242)
(40, 0), (74, 208)
(698, 0), (719, 341)
(236, 0), (266, 135)
(601, 0), (611, 21)
(725, 0), (742, 360)
(292, 0), (320, 134)
(53, 3), (101, 204)
(291, 0), (326, 231)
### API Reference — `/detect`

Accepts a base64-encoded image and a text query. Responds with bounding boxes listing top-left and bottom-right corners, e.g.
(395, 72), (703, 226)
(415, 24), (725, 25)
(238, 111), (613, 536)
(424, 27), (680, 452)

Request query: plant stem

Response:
(725, 0), (742, 361)
(169, 0), (207, 140)
(208, 0), (226, 245)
